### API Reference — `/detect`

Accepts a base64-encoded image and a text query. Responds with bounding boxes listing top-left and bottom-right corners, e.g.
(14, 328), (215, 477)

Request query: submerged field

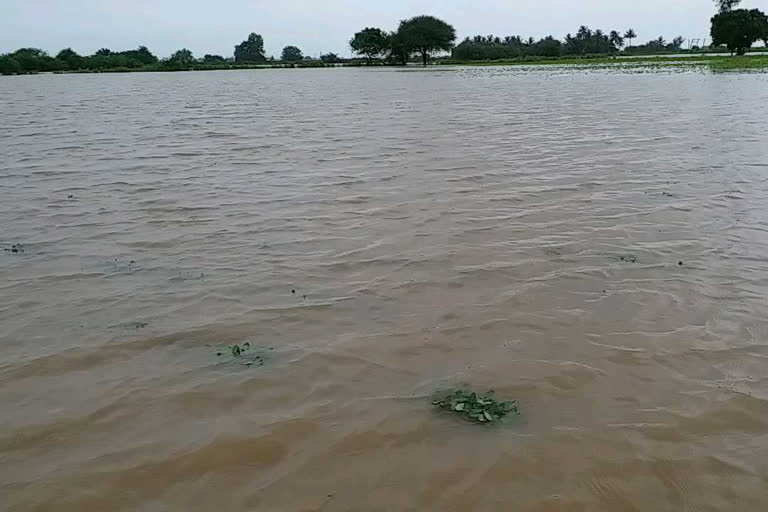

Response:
(446, 53), (768, 71)
(2, 67), (768, 510)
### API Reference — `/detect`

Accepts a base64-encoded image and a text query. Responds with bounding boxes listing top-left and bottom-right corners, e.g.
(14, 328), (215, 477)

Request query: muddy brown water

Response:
(2, 67), (768, 511)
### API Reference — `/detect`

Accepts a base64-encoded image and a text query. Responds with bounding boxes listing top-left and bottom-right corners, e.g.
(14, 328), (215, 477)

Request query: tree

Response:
(170, 49), (195, 64)
(535, 36), (562, 57)
(56, 48), (85, 70)
(320, 52), (341, 63)
(10, 48), (60, 72)
(124, 46), (158, 65)
(711, 8), (768, 55)
(715, 0), (741, 13)
(0, 55), (21, 74)
(234, 33), (266, 63)
(609, 30), (625, 50)
(388, 31), (410, 64)
(281, 46), (303, 62)
(396, 15), (456, 66)
(670, 36), (685, 49)
(624, 29), (637, 48)
(564, 26), (613, 54)
(203, 54), (226, 63)
(349, 27), (390, 64)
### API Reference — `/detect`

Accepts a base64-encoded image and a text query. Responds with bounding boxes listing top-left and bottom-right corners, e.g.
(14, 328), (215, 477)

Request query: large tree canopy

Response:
(281, 46), (304, 62)
(350, 27), (390, 63)
(396, 15), (456, 66)
(711, 8), (768, 55)
(234, 33), (266, 63)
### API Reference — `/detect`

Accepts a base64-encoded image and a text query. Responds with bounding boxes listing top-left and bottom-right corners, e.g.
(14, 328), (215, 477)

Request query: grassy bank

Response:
(6, 54), (768, 76)
(441, 54), (768, 71)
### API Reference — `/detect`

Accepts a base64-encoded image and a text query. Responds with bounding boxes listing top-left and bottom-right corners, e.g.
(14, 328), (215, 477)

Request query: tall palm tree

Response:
(610, 30), (625, 50)
(624, 29), (637, 49)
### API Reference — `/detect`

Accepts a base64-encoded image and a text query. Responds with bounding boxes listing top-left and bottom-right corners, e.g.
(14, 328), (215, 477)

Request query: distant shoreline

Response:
(3, 52), (768, 76)
(443, 53), (768, 71)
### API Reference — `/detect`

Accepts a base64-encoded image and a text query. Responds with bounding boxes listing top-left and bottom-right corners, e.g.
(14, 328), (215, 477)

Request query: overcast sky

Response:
(1, 0), (766, 58)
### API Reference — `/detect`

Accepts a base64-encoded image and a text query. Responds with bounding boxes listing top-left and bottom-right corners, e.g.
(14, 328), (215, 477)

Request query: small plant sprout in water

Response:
(216, 341), (263, 366)
(4, 243), (25, 254)
(432, 389), (519, 424)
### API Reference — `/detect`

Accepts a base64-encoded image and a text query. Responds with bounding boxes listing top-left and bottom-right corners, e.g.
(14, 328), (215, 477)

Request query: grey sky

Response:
(1, 0), (766, 58)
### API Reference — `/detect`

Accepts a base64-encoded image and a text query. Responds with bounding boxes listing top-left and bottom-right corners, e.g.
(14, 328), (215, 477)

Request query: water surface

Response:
(2, 67), (768, 511)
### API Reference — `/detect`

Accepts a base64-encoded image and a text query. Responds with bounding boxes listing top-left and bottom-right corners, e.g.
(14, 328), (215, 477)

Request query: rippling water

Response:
(2, 67), (768, 511)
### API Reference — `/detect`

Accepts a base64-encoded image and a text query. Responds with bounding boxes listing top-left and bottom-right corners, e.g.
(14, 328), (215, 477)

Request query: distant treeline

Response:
(343, 6), (766, 63)
(451, 30), (690, 61)
(2, 3), (767, 75)
(0, 35), (341, 75)
(347, 9), (765, 63)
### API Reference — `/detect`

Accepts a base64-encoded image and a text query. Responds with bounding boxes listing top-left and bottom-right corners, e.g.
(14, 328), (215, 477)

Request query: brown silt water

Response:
(2, 67), (768, 511)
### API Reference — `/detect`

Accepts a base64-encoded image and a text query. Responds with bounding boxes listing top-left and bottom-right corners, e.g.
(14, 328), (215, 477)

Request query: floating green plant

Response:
(215, 342), (263, 366)
(433, 389), (519, 424)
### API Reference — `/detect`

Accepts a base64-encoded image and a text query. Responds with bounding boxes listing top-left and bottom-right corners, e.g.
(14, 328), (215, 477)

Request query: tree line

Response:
(451, 30), (689, 61)
(0, 34), (328, 75)
(2, 3), (767, 75)
(349, 8), (765, 63)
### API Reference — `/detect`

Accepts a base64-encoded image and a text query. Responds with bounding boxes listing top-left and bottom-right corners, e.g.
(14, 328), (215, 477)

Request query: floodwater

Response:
(1, 67), (768, 511)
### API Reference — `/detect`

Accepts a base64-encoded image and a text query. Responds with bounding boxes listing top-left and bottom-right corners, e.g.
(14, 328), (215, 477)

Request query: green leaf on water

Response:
(231, 345), (241, 357)
(432, 388), (519, 425)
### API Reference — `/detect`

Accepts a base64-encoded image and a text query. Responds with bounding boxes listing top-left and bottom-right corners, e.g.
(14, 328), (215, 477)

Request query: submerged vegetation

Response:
(442, 54), (768, 71)
(433, 389), (519, 424)
(215, 341), (266, 367)
(1, 2), (767, 75)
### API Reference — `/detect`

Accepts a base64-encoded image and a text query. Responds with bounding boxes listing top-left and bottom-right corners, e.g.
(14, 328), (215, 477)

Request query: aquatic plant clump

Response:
(433, 390), (519, 423)
(215, 342), (264, 366)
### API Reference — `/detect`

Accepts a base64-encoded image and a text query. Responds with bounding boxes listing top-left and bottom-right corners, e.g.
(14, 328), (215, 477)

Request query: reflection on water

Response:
(1, 67), (768, 511)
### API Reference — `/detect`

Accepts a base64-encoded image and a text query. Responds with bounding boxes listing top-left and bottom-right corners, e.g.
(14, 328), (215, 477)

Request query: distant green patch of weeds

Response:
(433, 389), (519, 424)
(215, 342), (264, 367)
(449, 54), (768, 73)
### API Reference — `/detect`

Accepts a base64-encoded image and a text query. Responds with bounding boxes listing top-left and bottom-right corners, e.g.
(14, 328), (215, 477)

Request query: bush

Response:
(0, 55), (22, 74)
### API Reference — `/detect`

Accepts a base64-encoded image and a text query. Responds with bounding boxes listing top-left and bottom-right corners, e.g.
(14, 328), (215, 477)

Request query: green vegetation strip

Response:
(433, 390), (519, 424)
(443, 54), (768, 71)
